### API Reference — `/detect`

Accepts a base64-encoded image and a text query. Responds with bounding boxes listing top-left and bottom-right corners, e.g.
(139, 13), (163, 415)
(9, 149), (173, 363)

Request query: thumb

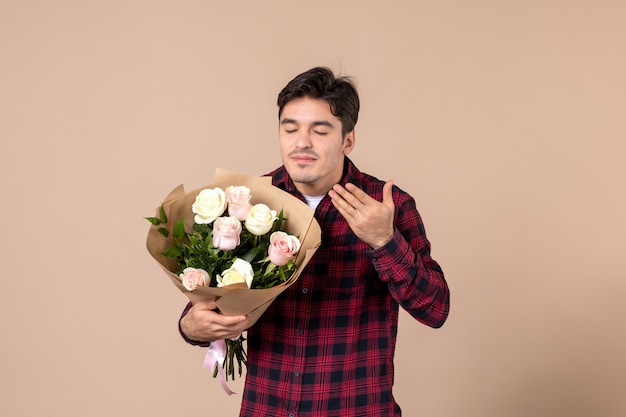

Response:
(382, 180), (395, 209)
(193, 299), (219, 311)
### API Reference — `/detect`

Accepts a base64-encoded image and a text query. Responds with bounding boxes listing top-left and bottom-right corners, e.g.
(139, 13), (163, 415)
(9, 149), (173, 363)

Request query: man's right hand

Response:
(179, 299), (250, 343)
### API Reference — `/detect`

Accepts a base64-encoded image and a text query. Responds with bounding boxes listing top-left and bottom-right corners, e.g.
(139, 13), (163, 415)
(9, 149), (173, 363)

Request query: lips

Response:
(290, 154), (317, 163)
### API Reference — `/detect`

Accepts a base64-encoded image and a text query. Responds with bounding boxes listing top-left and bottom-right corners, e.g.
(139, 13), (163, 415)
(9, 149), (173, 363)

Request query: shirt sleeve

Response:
(368, 196), (450, 328)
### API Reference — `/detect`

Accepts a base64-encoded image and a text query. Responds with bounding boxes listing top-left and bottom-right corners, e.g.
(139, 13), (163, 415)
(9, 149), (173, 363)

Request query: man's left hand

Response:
(329, 180), (395, 249)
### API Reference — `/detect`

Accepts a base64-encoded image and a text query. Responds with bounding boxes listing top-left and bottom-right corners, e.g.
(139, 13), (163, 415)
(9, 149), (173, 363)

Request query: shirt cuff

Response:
(368, 229), (413, 279)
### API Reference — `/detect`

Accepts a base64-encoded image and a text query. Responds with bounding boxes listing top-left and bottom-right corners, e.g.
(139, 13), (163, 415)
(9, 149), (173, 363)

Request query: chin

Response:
(288, 169), (319, 185)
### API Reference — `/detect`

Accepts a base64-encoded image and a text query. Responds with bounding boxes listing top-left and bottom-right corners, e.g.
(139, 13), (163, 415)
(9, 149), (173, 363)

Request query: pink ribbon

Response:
(203, 339), (236, 395)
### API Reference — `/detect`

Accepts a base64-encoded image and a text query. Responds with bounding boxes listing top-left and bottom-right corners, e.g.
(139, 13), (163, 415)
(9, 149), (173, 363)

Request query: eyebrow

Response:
(280, 118), (335, 128)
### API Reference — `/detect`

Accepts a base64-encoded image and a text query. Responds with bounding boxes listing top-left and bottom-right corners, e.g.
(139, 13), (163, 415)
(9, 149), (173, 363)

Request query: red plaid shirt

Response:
(181, 158), (449, 416)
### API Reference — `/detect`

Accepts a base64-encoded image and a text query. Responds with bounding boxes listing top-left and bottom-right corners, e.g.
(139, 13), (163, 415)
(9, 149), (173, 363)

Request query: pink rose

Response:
(180, 267), (209, 291)
(225, 185), (252, 221)
(267, 231), (301, 266)
(212, 216), (242, 250)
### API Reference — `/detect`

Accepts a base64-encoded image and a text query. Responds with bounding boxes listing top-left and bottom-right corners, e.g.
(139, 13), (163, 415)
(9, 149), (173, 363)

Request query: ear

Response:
(342, 130), (356, 155)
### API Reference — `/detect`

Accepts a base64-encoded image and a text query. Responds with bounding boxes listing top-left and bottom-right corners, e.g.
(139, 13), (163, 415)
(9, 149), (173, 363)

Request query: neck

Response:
(293, 181), (333, 197)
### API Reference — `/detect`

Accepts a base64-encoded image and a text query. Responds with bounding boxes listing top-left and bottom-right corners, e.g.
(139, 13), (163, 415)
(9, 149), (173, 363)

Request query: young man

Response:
(180, 67), (450, 416)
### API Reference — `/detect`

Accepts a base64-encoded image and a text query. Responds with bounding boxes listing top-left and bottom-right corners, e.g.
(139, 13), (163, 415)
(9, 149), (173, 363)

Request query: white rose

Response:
(192, 187), (227, 224)
(244, 203), (277, 235)
(216, 258), (254, 288)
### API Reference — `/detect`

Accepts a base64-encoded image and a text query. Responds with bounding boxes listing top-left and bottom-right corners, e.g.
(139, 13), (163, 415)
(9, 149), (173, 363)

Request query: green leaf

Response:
(265, 263), (276, 276)
(157, 227), (169, 237)
(159, 205), (168, 224)
(241, 247), (259, 263)
(193, 223), (208, 233)
(274, 209), (286, 230)
(145, 216), (161, 225)
(173, 219), (185, 239)
(162, 246), (182, 258)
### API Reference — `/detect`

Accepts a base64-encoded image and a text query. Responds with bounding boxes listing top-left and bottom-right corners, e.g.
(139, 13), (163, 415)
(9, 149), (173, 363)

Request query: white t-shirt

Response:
(304, 195), (324, 210)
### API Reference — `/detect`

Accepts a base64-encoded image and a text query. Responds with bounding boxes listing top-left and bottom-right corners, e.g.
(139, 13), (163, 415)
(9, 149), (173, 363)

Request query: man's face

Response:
(279, 97), (355, 196)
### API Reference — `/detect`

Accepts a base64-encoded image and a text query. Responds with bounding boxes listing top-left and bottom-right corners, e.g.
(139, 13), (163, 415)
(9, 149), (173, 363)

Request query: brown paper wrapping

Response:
(146, 169), (321, 325)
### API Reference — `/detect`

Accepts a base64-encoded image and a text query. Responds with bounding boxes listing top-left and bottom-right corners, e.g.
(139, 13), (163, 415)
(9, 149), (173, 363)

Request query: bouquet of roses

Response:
(146, 169), (321, 393)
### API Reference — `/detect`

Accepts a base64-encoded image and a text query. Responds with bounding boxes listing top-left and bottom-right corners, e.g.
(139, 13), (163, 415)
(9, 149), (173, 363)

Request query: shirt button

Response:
(289, 414), (295, 417)
(302, 288), (308, 294)
(297, 329), (304, 335)
(294, 371), (300, 377)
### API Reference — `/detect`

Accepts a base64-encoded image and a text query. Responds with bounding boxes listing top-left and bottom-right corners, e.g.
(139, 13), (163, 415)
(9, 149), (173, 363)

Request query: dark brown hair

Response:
(277, 67), (360, 137)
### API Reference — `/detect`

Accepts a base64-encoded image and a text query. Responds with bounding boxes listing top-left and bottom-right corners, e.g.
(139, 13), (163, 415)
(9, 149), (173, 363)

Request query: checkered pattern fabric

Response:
(182, 159), (449, 416)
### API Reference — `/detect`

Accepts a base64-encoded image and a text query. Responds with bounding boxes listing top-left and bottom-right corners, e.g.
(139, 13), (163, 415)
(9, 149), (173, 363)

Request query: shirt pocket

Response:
(325, 243), (373, 298)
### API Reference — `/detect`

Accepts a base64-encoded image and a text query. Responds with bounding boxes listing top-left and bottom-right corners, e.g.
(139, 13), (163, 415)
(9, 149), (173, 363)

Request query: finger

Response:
(328, 187), (353, 211)
(329, 194), (354, 220)
(191, 300), (246, 325)
(332, 183), (367, 207)
(216, 313), (247, 326)
(343, 183), (372, 205)
(382, 180), (395, 209)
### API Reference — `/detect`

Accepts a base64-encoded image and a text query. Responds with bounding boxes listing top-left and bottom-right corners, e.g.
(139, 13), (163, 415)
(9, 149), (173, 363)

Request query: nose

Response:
(295, 130), (312, 149)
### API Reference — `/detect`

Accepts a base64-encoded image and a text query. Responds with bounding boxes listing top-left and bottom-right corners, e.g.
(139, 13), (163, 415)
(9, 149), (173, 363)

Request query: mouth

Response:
(290, 154), (317, 164)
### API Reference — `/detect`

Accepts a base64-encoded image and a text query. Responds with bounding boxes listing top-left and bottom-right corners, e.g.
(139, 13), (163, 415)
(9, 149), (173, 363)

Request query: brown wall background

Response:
(1, 1), (624, 416)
